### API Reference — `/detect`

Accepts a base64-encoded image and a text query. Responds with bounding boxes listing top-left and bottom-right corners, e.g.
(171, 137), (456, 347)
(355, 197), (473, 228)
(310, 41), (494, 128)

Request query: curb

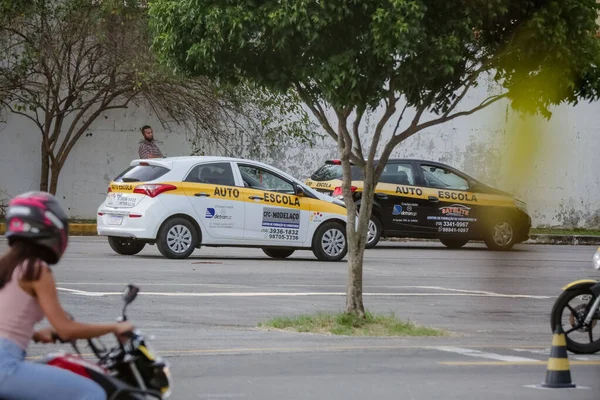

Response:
(0, 223), (97, 236)
(381, 235), (600, 246)
(1, 223), (600, 245)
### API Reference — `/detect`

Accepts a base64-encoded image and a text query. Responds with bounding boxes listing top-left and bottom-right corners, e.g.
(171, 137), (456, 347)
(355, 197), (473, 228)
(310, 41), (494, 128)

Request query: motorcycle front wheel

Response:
(550, 286), (600, 354)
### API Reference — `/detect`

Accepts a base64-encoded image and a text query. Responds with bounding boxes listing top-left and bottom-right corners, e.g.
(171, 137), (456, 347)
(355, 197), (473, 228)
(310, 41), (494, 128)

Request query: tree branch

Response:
(415, 93), (508, 134)
(294, 82), (338, 142)
(368, 92), (398, 165)
(392, 102), (408, 137)
(352, 103), (366, 161)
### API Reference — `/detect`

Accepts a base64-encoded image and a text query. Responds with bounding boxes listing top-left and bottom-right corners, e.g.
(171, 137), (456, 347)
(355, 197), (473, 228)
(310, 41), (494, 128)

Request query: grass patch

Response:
(532, 228), (600, 236)
(258, 311), (447, 337)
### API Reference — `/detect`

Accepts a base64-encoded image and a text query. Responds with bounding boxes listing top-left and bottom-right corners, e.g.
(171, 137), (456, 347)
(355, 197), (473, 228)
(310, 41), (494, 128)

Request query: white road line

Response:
(57, 282), (252, 288)
(56, 283), (553, 299)
(512, 348), (550, 355)
(435, 347), (539, 362)
(56, 287), (551, 299)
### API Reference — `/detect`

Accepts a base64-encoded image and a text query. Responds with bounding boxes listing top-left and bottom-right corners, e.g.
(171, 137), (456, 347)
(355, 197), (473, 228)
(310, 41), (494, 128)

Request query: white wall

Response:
(1, 83), (599, 228)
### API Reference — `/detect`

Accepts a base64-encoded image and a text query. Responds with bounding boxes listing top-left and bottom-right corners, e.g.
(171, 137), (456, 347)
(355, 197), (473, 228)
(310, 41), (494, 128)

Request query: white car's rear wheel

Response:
(107, 237), (146, 256)
(157, 217), (198, 259)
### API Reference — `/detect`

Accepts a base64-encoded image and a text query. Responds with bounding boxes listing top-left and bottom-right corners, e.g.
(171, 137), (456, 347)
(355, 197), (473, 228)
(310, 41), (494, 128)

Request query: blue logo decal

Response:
(392, 205), (402, 215)
(205, 208), (215, 218)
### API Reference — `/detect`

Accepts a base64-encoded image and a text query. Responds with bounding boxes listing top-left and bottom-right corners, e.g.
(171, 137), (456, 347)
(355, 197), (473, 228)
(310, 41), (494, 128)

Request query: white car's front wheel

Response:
(312, 221), (347, 262)
(157, 217), (198, 259)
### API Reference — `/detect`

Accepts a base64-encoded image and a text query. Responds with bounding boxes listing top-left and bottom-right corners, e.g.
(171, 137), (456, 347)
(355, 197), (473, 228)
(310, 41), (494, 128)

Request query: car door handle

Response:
(249, 196), (264, 200)
(428, 196), (439, 203)
(375, 192), (388, 200)
(194, 193), (210, 197)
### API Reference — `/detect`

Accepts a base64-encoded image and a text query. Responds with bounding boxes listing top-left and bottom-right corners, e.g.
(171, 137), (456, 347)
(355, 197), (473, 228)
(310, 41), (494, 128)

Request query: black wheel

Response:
(263, 248), (295, 259)
(483, 218), (515, 251)
(312, 221), (347, 261)
(550, 285), (600, 354)
(365, 216), (382, 249)
(440, 238), (468, 249)
(107, 237), (146, 256)
(156, 217), (198, 259)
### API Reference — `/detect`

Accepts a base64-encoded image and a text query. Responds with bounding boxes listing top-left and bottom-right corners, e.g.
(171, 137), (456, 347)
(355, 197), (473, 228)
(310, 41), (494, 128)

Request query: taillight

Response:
(133, 184), (177, 198)
(107, 186), (112, 193)
(332, 186), (357, 198)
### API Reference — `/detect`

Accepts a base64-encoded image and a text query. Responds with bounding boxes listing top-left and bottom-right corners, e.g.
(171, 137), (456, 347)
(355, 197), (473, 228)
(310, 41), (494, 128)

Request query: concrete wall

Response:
(1, 82), (599, 228)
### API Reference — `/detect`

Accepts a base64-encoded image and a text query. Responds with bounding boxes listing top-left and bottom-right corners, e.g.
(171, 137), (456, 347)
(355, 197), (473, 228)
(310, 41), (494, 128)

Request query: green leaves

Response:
(150, 0), (600, 118)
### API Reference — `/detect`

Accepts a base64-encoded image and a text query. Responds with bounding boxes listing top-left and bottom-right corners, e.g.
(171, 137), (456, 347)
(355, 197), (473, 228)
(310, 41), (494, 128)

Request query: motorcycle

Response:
(550, 247), (600, 354)
(36, 284), (173, 399)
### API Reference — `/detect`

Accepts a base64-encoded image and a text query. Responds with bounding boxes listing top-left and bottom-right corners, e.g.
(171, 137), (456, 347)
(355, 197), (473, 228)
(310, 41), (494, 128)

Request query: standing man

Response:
(138, 125), (164, 159)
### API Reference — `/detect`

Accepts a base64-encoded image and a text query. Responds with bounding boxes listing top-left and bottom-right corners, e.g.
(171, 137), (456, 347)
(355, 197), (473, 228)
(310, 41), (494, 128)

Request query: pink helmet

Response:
(5, 192), (69, 264)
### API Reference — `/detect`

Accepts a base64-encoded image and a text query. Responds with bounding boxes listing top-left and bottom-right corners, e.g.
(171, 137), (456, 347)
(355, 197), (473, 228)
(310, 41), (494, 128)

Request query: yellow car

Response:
(305, 159), (531, 251)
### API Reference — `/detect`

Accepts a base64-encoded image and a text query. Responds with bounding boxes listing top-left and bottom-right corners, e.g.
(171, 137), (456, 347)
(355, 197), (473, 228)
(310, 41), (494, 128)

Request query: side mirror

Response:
(123, 284), (139, 305)
(295, 185), (306, 197)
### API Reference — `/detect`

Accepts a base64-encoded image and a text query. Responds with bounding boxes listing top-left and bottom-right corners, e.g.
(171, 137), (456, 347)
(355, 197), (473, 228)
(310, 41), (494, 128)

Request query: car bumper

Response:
(96, 201), (168, 240)
(514, 211), (532, 243)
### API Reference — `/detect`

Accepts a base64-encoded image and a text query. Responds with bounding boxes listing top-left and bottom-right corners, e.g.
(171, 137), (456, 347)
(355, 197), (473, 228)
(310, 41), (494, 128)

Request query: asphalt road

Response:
(2, 238), (599, 399)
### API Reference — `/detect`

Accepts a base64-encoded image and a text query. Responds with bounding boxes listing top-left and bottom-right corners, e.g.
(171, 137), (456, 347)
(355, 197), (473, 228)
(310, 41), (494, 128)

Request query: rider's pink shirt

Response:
(0, 261), (45, 350)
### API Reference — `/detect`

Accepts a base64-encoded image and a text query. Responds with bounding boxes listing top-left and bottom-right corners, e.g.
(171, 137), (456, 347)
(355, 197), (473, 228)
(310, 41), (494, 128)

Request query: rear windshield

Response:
(310, 164), (364, 181)
(114, 165), (169, 183)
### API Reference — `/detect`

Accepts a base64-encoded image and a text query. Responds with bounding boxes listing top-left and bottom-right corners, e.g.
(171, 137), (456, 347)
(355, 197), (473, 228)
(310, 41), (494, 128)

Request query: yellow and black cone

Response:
(540, 324), (576, 388)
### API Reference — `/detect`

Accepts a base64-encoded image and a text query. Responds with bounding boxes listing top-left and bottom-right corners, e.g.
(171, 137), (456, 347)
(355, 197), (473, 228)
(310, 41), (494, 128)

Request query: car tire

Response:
(107, 237), (146, 256)
(365, 216), (382, 249)
(312, 221), (347, 261)
(156, 217), (198, 259)
(439, 238), (469, 249)
(263, 248), (295, 259)
(483, 218), (516, 251)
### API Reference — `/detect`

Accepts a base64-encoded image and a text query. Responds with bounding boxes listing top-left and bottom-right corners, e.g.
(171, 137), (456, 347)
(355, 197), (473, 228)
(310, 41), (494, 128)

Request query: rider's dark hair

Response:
(140, 125), (152, 133)
(0, 241), (51, 290)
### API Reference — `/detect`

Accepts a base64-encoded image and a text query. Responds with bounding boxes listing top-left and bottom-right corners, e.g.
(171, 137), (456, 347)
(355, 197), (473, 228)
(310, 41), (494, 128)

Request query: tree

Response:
(149, 0), (600, 316)
(0, 0), (317, 194)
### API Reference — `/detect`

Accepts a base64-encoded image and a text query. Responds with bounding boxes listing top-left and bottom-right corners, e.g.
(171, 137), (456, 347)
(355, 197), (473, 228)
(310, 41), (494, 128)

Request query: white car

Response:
(96, 156), (349, 261)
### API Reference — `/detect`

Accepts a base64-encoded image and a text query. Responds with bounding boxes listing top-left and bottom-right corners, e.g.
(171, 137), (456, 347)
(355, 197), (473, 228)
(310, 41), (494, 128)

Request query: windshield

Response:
(114, 165), (170, 183)
(311, 164), (364, 181)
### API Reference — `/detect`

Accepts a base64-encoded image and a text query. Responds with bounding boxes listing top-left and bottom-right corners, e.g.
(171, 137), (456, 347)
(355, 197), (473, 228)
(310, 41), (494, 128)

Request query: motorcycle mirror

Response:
(122, 284), (140, 305)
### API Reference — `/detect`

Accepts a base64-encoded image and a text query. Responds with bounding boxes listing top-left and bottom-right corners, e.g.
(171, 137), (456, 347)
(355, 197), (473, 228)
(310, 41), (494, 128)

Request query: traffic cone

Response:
(540, 324), (576, 388)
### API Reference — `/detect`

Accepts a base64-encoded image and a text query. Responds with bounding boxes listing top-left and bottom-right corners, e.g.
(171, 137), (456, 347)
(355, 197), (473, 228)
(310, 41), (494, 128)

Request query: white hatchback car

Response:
(97, 156), (349, 261)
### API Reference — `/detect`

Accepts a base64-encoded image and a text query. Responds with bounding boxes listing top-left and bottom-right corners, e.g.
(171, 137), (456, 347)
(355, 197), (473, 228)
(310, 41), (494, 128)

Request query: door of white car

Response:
(181, 162), (245, 241)
(235, 163), (309, 245)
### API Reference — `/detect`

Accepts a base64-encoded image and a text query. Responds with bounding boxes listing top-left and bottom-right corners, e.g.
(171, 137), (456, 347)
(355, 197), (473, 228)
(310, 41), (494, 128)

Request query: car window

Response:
(310, 164), (364, 181)
(380, 163), (415, 185)
(114, 165), (169, 182)
(184, 162), (236, 186)
(421, 164), (469, 190)
(239, 165), (295, 194)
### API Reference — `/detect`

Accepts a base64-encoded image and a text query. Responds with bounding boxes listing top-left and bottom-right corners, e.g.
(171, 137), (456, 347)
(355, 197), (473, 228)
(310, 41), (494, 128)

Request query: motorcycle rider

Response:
(0, 191), (134, 399)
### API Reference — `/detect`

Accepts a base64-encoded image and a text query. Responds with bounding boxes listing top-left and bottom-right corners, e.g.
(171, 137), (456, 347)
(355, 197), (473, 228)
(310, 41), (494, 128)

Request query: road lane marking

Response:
(26, 344), (552, 360)
(435, 347), (539, 362)
(57, 282), (253, 288)
(56, 287), (551, 299)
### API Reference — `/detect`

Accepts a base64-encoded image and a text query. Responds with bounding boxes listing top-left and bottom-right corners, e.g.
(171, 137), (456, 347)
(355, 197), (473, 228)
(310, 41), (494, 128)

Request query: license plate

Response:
(107, 216), (123, 225)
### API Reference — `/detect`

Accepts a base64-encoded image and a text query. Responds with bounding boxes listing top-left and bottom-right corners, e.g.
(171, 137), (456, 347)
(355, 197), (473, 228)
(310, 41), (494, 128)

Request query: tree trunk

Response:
(40, 140), (50, 192)
(48, 164), (61, 195)
(344, 157), (377, 317)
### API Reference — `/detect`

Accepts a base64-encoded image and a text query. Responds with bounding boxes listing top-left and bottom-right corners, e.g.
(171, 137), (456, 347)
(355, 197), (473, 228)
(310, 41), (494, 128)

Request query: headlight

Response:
(593, 248), (600, 270)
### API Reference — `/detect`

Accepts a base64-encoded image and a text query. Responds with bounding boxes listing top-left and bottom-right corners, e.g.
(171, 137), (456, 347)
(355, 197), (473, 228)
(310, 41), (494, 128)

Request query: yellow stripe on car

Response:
(109, 181), (347, 215)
